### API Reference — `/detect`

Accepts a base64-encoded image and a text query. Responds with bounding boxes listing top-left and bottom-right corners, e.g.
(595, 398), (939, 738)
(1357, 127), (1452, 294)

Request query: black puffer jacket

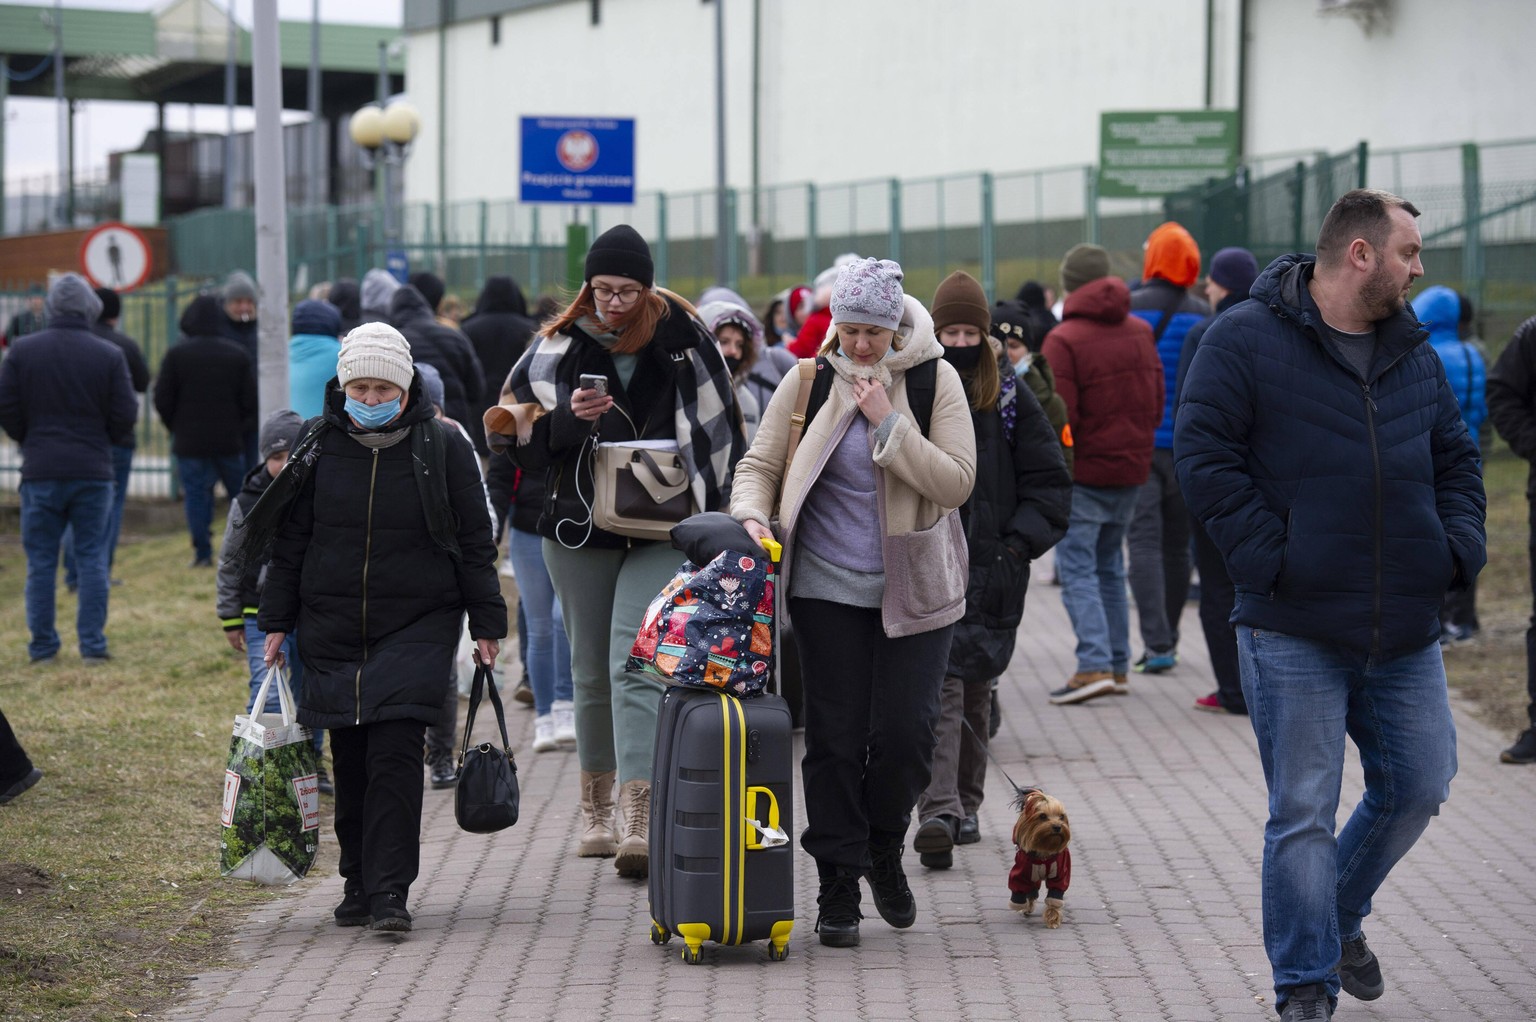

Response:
(389, 285), (485, 429)
(153, 295), (256, 458)
(486, 448), (546, 536)
(259, 375), (507, 729)
(463, 276), (538, 452)
(947, 371), (1073, 682)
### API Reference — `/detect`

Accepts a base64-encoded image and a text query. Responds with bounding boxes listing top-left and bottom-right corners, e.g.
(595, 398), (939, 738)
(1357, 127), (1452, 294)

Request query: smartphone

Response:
(578, 373), (609, 397)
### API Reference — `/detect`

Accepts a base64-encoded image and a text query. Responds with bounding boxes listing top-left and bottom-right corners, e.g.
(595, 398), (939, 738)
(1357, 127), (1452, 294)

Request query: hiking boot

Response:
(551, 700), (577, 748)
(334, 882), (370, 927)
(814, 866), (863, 948)
(1112, 672), (1129, 695)
(1278, 983), (1332, 1020)
(1501, 727), (1536, 765)
(577, 770), (618, 857)
(914, 814), (957, 870)
(866, 833), (916, 928)
(1049, 671), (1116, 705)
(614, 779), (650, 878)
(368, 893), (411, 933)
(429, 757), (457, 790)
(955, 813), (980, 845)
(512, 675), (534, 706)
(1336, 935), (1384, 1000)
(1132, 650), (1177, 673)
(316, 766), (335, 796)
(532, 714), (558, 753)
(0, 767), (43, 806)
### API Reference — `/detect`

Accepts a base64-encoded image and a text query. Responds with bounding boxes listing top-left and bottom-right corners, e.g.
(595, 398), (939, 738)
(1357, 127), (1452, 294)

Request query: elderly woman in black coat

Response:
(255, 323), (506, 933)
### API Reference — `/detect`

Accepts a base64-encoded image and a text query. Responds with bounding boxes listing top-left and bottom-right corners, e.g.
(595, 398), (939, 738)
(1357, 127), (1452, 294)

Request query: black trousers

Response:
(1526, 497), (1536, 726)
(790, 597), (952, 871)
(0, 708), (33, 784)
(330, 717), (427, 902)
(1190, 516), (1246, 713)
(424, 674), (459, 762)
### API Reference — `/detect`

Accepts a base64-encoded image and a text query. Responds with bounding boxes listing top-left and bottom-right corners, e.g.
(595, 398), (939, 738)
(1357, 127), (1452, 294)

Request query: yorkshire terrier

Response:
(1007, 787), (1072, 928)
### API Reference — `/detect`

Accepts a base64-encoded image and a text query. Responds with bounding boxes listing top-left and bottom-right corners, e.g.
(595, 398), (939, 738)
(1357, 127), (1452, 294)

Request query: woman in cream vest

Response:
(731, 257), (976, 949)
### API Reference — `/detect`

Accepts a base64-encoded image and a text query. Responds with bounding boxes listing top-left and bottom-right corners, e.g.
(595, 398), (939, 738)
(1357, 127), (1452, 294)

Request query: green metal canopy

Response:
(0, 0), (403, 114)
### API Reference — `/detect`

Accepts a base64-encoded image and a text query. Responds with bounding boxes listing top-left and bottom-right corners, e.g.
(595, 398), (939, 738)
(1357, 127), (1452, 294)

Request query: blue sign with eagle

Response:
(519, 117), (636, 205)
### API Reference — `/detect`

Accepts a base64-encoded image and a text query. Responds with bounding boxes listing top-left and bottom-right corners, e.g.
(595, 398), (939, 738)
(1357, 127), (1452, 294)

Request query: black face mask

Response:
(941, 345), (983, 372)
(723, 354), (743, 375)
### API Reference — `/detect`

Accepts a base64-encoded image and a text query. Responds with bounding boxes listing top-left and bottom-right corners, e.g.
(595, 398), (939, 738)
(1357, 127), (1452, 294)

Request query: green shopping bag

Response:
(219, 665), (320, 885)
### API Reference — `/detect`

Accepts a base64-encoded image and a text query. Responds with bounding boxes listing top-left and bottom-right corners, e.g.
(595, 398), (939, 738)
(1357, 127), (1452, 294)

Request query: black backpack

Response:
(799, 355), (937, 437)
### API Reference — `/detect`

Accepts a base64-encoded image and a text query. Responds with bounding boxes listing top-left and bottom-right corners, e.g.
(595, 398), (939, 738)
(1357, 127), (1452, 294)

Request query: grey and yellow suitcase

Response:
(648, 686), (795, 963)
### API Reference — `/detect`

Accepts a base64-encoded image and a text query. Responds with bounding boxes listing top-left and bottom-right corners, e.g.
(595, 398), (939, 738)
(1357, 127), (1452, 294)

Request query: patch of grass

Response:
(1443, 444), (1531, 739)
(0, 511), (326, 1022)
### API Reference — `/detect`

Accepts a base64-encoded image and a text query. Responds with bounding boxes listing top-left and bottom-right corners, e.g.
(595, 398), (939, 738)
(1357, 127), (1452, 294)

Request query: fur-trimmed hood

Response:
(823, 294), (943, 389)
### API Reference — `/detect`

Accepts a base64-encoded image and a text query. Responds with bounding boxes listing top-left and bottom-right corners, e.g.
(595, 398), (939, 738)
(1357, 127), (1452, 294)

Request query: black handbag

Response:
(454, 658), (520, 834)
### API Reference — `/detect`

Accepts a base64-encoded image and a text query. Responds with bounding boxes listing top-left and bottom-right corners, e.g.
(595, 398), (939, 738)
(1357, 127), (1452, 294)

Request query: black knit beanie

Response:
(584, 224), (654, 289)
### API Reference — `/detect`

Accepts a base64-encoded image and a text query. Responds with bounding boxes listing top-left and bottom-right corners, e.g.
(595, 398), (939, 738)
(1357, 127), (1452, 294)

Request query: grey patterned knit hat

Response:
(830, 257), (905, 332)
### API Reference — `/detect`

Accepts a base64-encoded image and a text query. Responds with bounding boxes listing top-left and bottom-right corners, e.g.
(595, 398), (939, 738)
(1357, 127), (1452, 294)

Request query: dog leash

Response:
(960, 716), (1038, 803)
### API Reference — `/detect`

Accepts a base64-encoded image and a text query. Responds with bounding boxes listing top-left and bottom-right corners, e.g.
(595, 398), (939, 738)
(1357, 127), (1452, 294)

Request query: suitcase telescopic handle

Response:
(744, 786), (788, 849)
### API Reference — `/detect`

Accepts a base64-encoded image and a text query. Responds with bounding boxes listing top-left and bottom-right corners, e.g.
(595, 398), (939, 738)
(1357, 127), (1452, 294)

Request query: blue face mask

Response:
(345, 395), (402, 429)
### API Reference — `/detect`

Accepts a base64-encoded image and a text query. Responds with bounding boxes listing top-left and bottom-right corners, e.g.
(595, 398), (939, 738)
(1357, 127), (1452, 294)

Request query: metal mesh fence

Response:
(147, 135), (1536, 345)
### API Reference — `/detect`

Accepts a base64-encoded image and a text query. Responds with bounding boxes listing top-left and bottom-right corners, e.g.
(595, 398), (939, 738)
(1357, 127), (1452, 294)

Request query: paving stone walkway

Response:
(166, 588), (1536, 1021)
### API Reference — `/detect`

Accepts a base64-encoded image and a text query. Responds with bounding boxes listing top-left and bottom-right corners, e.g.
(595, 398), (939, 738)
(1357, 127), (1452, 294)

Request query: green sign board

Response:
(1099, 111), (1239, 198)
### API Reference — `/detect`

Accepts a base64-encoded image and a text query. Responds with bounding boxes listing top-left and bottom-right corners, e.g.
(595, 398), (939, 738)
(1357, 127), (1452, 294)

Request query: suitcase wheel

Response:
(680, 945), (702, 965)
(768, 920), (793, 962)
(650, 921), (671, 945)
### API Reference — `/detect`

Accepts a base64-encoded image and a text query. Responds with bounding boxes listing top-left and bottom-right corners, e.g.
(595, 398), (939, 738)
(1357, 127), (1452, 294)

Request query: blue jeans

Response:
(1055, 484), (1139, 674)
(63, 444), (134, 587)
(20, 479), (113, 660)
(1237, 629), (1456, 1005)
(508, 528), (573, 716)
(178, 454), (247, 561)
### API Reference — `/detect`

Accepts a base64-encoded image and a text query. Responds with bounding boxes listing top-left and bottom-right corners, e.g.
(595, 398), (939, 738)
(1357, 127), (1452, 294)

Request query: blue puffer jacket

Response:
(1411, 285), (1487, 447)
(1132, 279), (1210, 449)
(1174, 253), (1485, 656)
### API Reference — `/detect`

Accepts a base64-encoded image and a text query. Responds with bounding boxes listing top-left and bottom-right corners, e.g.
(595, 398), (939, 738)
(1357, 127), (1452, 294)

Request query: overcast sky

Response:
(4, 0), (403, 183)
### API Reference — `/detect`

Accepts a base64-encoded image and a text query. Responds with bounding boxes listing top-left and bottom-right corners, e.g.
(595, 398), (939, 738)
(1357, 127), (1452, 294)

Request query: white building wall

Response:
(1244, 1), (1536, 157)
(402, 0), (1533, 211)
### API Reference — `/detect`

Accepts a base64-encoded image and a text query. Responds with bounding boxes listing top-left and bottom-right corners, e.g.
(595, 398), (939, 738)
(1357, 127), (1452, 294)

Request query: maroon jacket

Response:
(1041, 276), (1164, 488)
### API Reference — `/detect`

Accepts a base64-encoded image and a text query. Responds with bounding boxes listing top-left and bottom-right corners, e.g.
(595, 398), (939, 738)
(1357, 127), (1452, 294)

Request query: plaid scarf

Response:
(502, 292), (742, 515)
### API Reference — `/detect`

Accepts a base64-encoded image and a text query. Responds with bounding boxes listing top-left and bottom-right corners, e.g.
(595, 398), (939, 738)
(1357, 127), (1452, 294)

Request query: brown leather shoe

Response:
(1048, 671), (1116, 705)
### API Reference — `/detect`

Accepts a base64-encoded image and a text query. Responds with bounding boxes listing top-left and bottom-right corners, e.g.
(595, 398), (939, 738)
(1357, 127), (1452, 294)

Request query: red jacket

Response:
(1009, 847), (1071, 900)
(789, 307), (832, 359)
(1041, 277), (1163, 488)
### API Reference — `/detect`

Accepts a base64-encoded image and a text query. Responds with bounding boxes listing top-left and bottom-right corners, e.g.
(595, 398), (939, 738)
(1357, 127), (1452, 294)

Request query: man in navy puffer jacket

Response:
(1175, 189), (1484, 1022)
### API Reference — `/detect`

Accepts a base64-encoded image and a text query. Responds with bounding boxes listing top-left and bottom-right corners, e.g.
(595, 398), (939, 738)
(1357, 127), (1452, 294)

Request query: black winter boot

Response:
(814, 863), (863, 948)
(866, 831), (917, 928)
(333, 880), (370, 927)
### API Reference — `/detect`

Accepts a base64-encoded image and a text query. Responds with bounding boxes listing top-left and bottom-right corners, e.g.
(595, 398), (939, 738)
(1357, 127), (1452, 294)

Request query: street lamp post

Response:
(348, 99), (420, 281)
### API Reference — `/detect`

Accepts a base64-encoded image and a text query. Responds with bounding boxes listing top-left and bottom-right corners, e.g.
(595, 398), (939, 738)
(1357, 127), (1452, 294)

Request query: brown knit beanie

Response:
(930, 270), (990, 334)
(1060, 243), (1111, 294)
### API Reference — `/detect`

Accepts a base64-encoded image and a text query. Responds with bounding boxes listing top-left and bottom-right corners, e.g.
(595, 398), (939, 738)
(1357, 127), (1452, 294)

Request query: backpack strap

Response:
(783, 357), (822, 474)
(904, 358), (937, 437)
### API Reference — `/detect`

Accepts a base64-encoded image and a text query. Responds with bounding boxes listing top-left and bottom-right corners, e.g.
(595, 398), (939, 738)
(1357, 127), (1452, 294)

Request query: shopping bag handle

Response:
(459, 654), (513, 765)
(248, 663), (299, 725)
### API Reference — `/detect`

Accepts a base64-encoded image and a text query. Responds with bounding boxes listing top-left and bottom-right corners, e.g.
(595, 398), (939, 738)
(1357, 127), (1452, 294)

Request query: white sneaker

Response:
(533, 714), (558, 753)
(499, 557), (516, 579)
(551, 700), (577, 749)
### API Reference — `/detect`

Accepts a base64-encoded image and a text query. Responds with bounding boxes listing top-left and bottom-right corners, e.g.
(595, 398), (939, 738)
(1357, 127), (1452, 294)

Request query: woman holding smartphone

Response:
(488, 225), (744, 879)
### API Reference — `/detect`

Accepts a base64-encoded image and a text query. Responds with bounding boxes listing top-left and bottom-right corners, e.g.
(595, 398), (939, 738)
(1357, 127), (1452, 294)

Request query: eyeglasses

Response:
(592, 285), (645, 304)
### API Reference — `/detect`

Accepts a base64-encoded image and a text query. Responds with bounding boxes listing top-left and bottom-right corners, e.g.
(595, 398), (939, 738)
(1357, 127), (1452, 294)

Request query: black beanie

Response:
(584, 224), (654, 289)
(94, 287), (121, 322)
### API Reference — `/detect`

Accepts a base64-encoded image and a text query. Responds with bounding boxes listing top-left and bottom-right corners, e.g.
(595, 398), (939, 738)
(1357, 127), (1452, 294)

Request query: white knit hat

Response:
(337, 322), (413, 391)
